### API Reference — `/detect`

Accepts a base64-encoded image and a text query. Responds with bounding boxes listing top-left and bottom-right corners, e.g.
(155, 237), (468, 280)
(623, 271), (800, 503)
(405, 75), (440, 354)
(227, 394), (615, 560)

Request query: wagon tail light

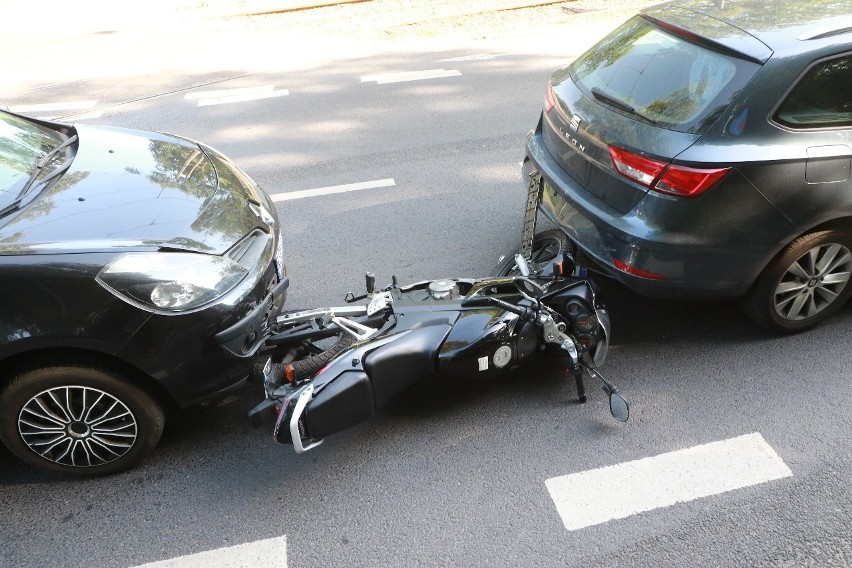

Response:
(545, 83), (557, 113)
(609, 146), (731, 198)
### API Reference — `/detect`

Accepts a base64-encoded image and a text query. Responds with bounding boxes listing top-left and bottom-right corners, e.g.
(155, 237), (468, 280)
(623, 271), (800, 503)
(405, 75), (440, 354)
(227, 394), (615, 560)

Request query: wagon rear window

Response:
(775, 55), (852, 128)
(569, 16), (760, 133)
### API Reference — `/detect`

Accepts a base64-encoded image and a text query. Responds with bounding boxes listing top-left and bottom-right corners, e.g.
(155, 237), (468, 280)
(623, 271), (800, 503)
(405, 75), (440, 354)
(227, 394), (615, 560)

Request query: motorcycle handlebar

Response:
(462, 296), (536, 321)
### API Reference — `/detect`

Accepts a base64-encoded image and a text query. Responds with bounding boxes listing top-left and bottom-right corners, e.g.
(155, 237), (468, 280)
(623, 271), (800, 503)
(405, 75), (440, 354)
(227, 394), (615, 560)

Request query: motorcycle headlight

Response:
(96, 252), (248, 314)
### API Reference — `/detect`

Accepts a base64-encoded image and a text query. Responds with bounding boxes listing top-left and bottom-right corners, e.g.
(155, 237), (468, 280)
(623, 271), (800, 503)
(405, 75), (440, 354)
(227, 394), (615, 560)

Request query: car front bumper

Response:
(116, 267), (289, 408)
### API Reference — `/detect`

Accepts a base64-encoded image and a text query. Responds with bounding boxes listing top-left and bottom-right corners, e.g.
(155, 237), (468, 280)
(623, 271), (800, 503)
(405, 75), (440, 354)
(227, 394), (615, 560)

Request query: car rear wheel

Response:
(742, 230), (852, 333)
(0, 363), (165, 476)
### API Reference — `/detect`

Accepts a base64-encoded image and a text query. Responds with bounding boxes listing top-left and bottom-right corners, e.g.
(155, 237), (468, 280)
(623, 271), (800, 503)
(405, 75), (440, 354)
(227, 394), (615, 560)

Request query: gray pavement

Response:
(3, 0), (646, 100)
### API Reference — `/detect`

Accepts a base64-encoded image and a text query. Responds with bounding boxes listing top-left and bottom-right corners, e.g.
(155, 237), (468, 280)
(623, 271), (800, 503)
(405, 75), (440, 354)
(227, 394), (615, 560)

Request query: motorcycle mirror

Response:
(608, 391), (629, 422)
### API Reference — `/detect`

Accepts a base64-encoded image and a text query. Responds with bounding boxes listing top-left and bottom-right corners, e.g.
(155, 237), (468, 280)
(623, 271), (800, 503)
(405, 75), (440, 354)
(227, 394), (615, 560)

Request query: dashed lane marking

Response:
(185, 86), (289, 106)
(9, 100), (97, 113)
(436, 54), (502, 62)
(61, 110), (104, 120)
(129, 535), (287, 568)
(546, 432), (793, 532)
(361, 69), (461, 84)
(270, 178), (396, 202)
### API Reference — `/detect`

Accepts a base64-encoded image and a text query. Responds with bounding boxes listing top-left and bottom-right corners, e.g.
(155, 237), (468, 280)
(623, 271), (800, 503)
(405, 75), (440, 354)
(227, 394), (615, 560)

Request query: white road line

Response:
(63, 110), (104, 120)
(185, 86), (289, 107)
(185, 86), (275, 99)
(129, 535), (287, 568)
(437, 54), (502, 62)
(546, 433), (792, 532)
(270, 178), (396, 202)
(9, 100), (97, 113)
(361, 69), (461, 84)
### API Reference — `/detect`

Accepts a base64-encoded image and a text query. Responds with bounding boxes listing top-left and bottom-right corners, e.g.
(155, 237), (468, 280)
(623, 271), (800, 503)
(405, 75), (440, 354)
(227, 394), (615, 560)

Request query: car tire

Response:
(491, 229), (570, 276)
(0, 363), (165, 476)
(742, 230), (852, 333)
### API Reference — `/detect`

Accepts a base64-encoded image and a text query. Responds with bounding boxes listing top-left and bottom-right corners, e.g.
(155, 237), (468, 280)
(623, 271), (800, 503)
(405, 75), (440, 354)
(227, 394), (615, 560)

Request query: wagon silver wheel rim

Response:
(774, 242), (852, 322)
(17, 386), (138, 468)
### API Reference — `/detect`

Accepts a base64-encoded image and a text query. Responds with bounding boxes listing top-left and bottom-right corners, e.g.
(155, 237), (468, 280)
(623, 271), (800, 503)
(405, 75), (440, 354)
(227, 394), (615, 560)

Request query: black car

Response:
(0, 111), (288, 475)
(524, 0), (852, 333)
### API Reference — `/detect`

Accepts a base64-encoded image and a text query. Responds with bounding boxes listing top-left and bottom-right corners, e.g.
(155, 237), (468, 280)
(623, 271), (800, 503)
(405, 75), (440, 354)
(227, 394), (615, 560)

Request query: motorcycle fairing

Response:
(299, 322), (453, 441)
(305, 372), (374, 440)
(364, 322), (452, 408)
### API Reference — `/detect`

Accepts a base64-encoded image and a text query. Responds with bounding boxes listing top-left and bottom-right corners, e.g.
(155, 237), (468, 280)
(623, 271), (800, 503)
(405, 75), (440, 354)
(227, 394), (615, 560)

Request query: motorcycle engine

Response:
(428, 279), (459, 300)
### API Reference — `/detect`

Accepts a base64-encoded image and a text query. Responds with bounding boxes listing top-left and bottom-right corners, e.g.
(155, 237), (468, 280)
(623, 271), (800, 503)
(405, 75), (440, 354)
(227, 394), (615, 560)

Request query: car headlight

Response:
(96, 252), (248, 314)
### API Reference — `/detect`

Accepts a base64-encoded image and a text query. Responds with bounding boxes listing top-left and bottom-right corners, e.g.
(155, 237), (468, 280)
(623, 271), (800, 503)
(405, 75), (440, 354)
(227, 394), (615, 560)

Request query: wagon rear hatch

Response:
(543, 7), (766, 213)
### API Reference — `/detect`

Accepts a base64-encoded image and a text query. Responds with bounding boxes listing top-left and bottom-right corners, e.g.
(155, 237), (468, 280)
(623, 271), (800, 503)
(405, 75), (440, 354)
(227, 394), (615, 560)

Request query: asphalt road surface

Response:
(3, 4), (852, 567)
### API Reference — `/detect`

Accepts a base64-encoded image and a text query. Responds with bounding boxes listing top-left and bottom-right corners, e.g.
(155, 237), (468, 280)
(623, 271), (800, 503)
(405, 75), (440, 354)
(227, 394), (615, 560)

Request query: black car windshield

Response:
(569, 16), (761, 133)
(0, 112), (70, 210)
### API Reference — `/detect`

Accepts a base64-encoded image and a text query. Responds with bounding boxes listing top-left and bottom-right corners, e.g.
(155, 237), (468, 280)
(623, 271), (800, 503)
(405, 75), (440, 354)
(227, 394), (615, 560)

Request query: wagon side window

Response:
(775, 55), (852, 128)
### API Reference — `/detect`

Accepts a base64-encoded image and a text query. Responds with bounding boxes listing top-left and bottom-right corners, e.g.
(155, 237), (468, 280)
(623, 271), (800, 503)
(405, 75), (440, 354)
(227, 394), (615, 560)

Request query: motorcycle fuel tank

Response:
(438, 308), (532, 380)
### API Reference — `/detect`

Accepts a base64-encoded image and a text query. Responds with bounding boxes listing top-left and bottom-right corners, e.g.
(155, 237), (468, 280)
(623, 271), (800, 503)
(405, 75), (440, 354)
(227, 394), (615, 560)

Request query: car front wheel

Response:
(0, 363), (165, 476)
(742, 230), (852, 333)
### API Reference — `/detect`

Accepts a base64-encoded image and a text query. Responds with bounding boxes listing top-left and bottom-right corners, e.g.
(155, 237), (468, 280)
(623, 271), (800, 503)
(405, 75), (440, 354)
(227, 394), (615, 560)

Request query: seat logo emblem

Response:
(569, 115), (581, 131)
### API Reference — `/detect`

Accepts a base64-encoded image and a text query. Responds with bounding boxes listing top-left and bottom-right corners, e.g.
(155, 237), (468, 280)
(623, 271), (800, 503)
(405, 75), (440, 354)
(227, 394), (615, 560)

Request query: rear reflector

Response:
(609, 146), (730, 198)
(613, 258), (666, 280)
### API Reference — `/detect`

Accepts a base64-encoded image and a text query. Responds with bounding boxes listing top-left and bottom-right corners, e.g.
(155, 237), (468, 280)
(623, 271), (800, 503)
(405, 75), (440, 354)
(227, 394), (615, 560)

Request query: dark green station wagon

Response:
(525, 0), (852, 332)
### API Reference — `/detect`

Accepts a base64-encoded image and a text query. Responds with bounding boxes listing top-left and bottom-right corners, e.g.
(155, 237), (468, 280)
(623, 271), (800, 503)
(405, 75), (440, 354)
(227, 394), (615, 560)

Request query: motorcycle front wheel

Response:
(491, 229), (570, 276)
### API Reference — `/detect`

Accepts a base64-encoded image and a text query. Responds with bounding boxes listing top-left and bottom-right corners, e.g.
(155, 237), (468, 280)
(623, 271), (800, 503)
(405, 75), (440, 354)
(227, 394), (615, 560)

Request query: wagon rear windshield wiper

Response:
(591, 87), (660, 126)
(0, 134), (78, 218)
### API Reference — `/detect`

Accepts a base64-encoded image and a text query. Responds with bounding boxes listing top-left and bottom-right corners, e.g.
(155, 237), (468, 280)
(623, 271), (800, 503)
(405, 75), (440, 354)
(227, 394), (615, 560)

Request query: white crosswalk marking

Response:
(128, 535), (287, 568)
(546, 433), (793, 531)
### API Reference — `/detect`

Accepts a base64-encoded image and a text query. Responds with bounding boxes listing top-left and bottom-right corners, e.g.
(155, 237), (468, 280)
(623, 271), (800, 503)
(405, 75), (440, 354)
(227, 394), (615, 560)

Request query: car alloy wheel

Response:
(743, 230), (852, 333)
(18, 385), (138, 468)
(0, 363), (165, 475)
(773, 242), (852, 322)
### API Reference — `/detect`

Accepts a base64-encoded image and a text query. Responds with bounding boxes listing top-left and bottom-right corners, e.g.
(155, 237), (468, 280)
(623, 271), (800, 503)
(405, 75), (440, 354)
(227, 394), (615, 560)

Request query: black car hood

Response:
(0, 124), (260, 255)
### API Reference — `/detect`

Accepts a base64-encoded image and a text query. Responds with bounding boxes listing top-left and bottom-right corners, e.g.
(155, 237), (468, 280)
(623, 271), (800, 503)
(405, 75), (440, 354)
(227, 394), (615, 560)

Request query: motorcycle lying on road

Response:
(248, 234), (628, 453)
